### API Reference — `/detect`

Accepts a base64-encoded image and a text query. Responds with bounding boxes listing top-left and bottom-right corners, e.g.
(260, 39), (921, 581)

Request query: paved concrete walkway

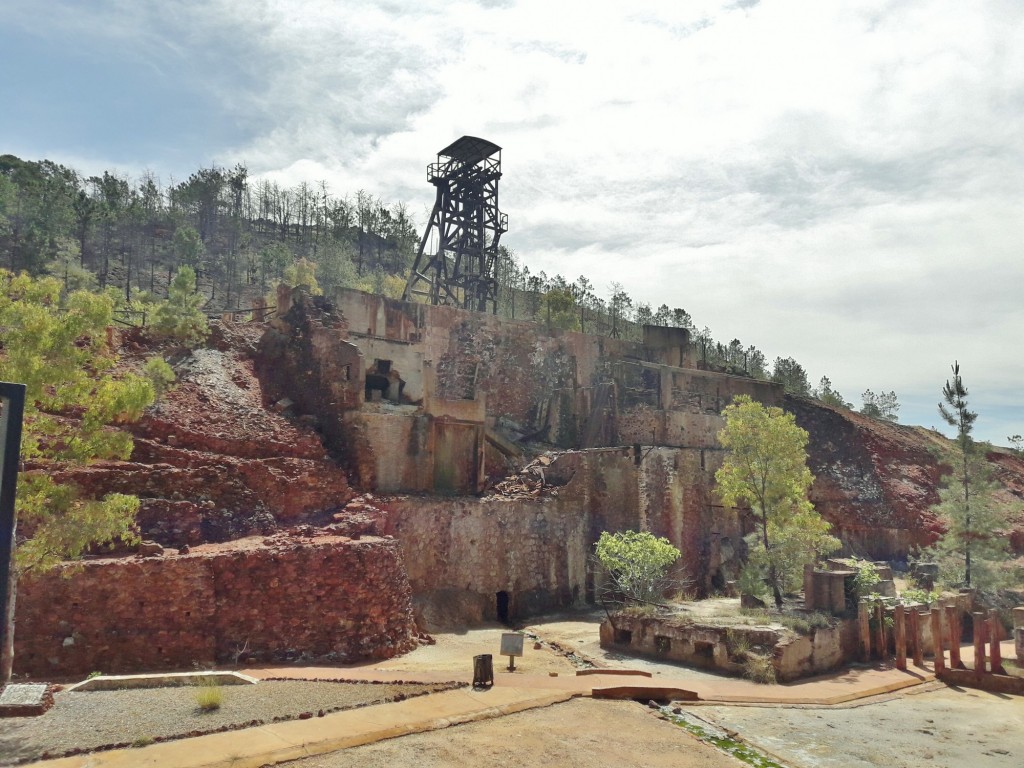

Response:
(27, 640), (1016, 768)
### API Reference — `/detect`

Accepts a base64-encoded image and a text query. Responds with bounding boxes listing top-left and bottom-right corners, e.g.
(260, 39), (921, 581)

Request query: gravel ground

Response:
(0, 681), (449, 766)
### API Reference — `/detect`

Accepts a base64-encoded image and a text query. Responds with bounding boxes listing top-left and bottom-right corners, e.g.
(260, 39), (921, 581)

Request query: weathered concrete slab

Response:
(0, 683), (53, 717)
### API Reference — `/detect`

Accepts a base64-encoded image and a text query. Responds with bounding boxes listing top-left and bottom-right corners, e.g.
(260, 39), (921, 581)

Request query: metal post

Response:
(0, 382), (27, 676)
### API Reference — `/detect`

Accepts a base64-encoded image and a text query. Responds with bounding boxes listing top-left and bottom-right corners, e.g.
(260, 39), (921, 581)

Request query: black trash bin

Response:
(473, 653), (494, 688)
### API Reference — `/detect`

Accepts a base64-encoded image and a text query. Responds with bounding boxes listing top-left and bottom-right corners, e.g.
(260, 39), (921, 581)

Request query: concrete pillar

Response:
(252, 296), (267, 323)
(909, 608), (923, 667)
(1013, 607), (1024, 663)
(947, 605), (963, 669)
(931, 607), (945, 674)
(829, 572), (852, 614)
(875, 600), (886, 660)
(804, 564), (815, 610)
(973, 611), (986, 681)
(859, 601), (872, 663)
(989, 609), (1005, 675)
(895, 603), (907, 671)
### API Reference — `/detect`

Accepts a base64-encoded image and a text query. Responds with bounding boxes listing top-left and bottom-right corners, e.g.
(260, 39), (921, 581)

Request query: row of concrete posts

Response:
(860, 601), (1024, 681)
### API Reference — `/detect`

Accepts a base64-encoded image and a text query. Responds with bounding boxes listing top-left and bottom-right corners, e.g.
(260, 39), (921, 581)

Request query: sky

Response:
(1, 0), (1022, 444)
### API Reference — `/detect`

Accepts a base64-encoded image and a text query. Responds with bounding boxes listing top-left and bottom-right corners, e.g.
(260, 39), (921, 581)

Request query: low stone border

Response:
(938, 668), (1024, 695)
(66, 670), (259, 692)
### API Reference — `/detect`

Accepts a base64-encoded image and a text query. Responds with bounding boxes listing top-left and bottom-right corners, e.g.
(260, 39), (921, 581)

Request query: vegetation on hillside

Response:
(0, 270), (159, 681)
(0, 154), (890, 398)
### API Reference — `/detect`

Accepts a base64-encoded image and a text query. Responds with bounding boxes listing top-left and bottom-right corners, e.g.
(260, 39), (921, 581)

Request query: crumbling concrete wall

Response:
(383, 496), (591, 628)
(256, 288), (364, 456)
(14, 535), (418, 678)
(332, 288), (640, 437)
(342, 407), (485, 494)
(616, 364), (783, 449)
(383, 446), (750, 627)
(600, 612), (859, 682)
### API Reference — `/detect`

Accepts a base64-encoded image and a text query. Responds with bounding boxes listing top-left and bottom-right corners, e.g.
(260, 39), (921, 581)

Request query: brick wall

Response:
(14, 535), (418, 678)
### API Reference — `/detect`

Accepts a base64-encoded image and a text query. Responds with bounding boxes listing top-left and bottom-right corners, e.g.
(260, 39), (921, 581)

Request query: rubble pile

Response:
(490, 454), (556, 498)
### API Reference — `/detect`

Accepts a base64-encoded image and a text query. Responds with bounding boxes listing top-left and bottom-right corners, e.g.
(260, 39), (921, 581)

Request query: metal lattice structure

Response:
(403, 136), (508, 313)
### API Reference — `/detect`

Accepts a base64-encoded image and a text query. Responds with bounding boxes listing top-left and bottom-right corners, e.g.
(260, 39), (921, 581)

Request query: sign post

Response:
(0, 382), (26, 681)
(500, 632), (524, 672)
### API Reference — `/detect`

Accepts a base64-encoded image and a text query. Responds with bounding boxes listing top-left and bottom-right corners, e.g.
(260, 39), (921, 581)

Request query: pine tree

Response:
(933, 362), (1008, 589)
(152, 266), (209, 344)
(0, 270), (156, 680)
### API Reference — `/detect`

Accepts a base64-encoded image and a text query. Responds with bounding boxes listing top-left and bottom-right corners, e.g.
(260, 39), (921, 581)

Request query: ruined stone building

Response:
(14, 285), (1023, 677)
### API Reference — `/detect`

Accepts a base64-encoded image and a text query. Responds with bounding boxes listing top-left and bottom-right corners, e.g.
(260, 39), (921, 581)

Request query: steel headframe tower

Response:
(403, 136), (508, 313)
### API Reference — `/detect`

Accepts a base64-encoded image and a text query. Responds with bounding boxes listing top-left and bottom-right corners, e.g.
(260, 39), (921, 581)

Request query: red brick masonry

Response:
(14, 535), (418, 678)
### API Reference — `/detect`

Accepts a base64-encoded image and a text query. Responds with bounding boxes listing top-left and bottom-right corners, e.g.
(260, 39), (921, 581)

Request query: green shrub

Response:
(143, 357), (176, 396)
(898, 587), (941, 606)
(851, 559), (881, 598)
(194, 679), (222, 712)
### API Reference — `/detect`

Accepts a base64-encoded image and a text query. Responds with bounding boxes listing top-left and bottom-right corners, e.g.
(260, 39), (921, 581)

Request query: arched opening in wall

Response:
(365, 359), (406, 403)
(496, 590), (510, 624)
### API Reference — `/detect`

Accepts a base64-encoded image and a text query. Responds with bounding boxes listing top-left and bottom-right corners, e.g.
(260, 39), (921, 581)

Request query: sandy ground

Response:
(279, 698), (741, 768)
(18, 610), (1024, 768)
(339, 623), (581, 678)
(524, 611), (1024, 767)
(361, 611), (1024, 768)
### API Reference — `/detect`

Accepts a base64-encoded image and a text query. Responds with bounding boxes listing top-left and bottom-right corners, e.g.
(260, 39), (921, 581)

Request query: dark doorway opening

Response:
(961, 612), (973, 643)
(496, 591), (510, 624)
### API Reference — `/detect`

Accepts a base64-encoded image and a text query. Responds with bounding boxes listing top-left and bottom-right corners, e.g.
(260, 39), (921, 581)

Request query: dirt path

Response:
(279, 698), (741, 768)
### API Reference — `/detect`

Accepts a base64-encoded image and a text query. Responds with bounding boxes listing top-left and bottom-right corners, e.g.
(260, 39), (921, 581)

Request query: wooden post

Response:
(947, 605), (963, 669)
(989, 609), (1005, 675)
(859, 601), (872, 663)
(931, 607), (945, 674)
(875, 600), (886, 660)
(973, 611), (986, 681)
(895, 603), (907, 670)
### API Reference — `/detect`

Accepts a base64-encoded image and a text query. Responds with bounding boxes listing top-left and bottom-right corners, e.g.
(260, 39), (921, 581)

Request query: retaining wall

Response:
(14, 535), (418, 678)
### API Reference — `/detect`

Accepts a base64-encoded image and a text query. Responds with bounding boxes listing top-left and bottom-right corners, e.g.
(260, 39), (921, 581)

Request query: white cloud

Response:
(3, 0), (1023, 441)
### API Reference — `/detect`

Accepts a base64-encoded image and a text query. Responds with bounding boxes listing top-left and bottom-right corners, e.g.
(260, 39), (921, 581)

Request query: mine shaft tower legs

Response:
(403, 136), (508, 314)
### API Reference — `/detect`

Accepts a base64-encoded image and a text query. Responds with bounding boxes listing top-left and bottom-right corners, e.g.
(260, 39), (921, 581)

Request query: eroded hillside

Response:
(12, 297), (1024, 677)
